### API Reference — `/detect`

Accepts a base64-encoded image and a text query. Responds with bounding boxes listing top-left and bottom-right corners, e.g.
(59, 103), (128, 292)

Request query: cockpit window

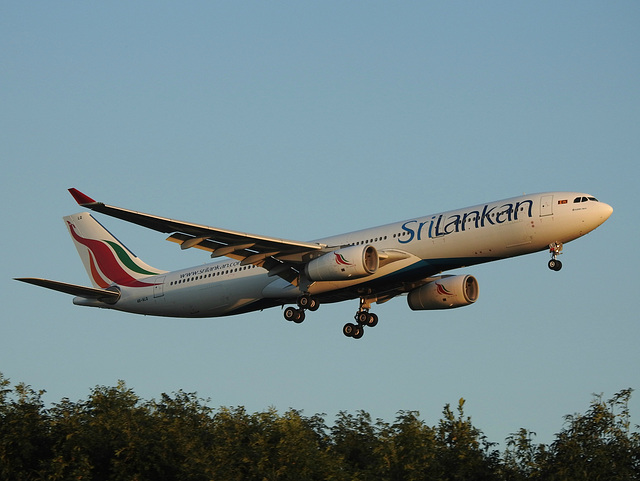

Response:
(574, 196), (599, 203)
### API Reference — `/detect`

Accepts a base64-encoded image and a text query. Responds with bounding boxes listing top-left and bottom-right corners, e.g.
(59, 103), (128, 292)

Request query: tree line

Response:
(1, 373), (638, 480)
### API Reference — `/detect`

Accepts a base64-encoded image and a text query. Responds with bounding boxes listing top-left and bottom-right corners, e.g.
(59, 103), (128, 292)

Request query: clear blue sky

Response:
(2, 2), (639, 446)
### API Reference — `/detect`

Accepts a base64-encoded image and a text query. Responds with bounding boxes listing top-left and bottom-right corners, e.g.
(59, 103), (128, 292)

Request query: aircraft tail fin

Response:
(64, 213), (167, 288)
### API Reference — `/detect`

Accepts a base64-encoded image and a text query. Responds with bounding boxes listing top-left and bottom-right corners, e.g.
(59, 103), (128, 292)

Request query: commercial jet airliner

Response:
(16, 189), (612, 339)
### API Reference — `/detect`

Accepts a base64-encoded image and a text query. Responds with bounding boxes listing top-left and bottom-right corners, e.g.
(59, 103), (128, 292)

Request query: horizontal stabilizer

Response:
(14, 278), (120, 303)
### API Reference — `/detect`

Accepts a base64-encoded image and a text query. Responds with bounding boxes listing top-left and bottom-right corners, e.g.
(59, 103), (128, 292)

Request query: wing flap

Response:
(69, 188), (325, 281)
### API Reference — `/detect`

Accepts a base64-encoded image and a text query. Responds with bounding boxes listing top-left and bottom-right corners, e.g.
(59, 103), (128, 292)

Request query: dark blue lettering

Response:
(427, 216), (436, 238)
(496, 203), (513, 224)
(445, 214), (461, 234)
(417, 220), (429, 240)
(481, 204), (497, 227)
(398, 221), (416, 244)
(434, 215), (445, 237)
(462, 210), (480, 230)
(514, 199), (533, 220)
(397, 198), (534, 242)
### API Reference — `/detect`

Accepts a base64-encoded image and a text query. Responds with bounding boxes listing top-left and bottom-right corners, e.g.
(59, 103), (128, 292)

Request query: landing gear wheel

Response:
(548, 259), (563, 271)
(366, 312), (379, 328)
(297, 294), (319, 311)
(548, 242), (563, 271)
(297, 295), (311, 309)
(356, 311), (370, 325)
(284, 306), (297, 321)
(284, 306), (305, 323)
(294, 309), (305, 323)
(356, 311), (379, 328)
(343, 323), (357, 337)
(346, 297), (379, 338)
(307, 298), (320, 311)
(352, 325), (364, 339)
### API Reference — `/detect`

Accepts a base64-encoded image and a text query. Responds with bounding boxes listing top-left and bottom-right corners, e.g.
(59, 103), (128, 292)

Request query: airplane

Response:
(15, 189), (613, 339)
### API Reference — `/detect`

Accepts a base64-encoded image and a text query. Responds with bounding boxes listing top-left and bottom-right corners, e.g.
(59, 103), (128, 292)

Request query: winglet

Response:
(68, 188), (97, 205)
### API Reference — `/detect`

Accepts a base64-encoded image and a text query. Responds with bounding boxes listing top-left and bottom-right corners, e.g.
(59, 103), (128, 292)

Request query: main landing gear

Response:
(283, 295), (380, 340)
(343, 298), (378, 340)
(283, 294), (319, 324)
(548, 242), (563, 271)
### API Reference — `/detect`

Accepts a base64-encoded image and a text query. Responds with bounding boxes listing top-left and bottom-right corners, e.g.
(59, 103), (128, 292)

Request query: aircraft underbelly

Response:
(158, 275), (270, 317)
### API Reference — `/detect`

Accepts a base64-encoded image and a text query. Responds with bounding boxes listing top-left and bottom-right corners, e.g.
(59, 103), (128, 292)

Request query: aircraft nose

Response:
(599, 202), (613, 222)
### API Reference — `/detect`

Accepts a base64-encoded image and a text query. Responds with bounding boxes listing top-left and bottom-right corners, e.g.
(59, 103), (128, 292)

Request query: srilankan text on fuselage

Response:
(398, 198), (534, 244)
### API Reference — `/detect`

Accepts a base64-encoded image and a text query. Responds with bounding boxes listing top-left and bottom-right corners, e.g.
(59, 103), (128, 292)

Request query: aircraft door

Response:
(540, 195), (554, 217)
(153, 276), (165, 298)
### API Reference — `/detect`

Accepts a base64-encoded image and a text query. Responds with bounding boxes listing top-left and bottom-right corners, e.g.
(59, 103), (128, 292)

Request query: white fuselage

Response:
(93, 192), (612, 318)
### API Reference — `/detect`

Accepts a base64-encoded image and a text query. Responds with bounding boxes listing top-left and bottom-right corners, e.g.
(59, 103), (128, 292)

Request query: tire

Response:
(307, 298), (319, 311)
(284, 306), (297, 321)
(352, 325), (364, 339)
(297, 295), (311, 309)
(343, 323), (356, 337)
(549, 259), (563, 271)
(357, 311), (370, 325)
(293, 309), (305, 323)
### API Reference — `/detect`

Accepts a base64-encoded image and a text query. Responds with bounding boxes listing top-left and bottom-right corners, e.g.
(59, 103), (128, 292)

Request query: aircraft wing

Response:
(14, 278), (120, 302)
(68, 188), (325, 283)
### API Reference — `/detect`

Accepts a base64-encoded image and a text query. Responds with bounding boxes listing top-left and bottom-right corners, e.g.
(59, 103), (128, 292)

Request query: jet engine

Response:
(407, 275), (479, 310)
(305, 245), (379, 281)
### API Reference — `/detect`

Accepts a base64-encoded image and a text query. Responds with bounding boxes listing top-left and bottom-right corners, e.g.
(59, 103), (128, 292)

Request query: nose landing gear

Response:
(548, 242), (563, 271)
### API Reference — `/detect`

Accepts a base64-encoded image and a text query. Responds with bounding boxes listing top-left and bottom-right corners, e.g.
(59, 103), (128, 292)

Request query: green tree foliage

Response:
(0, 374), (51, 480)
(208, 406), (337, 480)
(502, 389), (640, 481)
(0, 372), (638, 480)
(374, 410), (438, 480)
(503, 428), (547, 481)
(331, 410), (382, 479)
(539, 389), (640, 480)
(435, 398), (501, 480)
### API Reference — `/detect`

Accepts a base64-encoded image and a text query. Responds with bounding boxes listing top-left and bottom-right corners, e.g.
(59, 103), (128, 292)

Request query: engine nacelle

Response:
(305, 245), (379, 281)
(407, 275), (479, 310)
